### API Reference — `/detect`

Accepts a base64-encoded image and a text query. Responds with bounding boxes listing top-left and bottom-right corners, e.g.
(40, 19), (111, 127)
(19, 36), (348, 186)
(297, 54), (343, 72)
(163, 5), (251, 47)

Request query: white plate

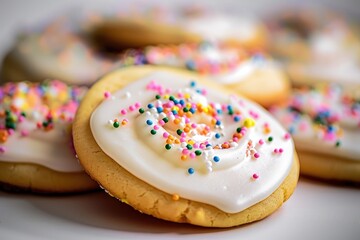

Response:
(1, 178), (359, 240)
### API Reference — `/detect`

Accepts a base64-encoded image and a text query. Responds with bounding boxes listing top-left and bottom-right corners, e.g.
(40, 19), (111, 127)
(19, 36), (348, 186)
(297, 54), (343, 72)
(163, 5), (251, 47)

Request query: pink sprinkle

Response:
(279, 148), (284, 153)
(233, 137), (239, 142)
(284, 133), (291, 140)
(185, 118), (190, 124)
(258, 139), (264, 145)
(254, 153), (260, 158)
(252, 173), (259, 179)
(182, 149), (189, 155)
(153, 125), (159, 130)
(181, 132), (186, 137)
(189, 152), (196, 158)
(199, 143), (206, 149)
(273, 148), (279, 153)
(177, 92), (184, 98)
(21, 130), (29, 137)
(180, 137), (186, 142)
(202, 89), (207, 95)
(159, 120), (165, 126)
(104, 91), (111, 99)
(18, 116), (25, 123)
(205, 126), (210, 131)
(163, 132), (169, 138)
(120, 109), (127, 115)
(135, 102), (141, 108)
(129, 105), (136, 111)
(193, 143), (199, 149)
(0, 146), (5, 153)
(191, 123), (197, 128)
(7, 129), (14, 135)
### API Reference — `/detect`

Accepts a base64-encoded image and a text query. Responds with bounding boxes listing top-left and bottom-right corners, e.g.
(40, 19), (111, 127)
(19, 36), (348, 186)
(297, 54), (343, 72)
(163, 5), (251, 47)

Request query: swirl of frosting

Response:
(90, 71), (294, 213)
(270, 84), (360, 161)
(0, 80), (87, 172)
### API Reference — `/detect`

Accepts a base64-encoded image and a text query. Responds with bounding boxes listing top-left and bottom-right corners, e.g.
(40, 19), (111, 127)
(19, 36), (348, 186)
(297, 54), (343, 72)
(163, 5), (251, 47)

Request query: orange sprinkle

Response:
(172, 194), (180, 201)
(0, 130), (8, 143)
(180, 155), (187, 161)
(174, 138), (180, 144)
(173, 119), (180, 125)
(121, 120), (127, 126)
(184, 127), (190, 133)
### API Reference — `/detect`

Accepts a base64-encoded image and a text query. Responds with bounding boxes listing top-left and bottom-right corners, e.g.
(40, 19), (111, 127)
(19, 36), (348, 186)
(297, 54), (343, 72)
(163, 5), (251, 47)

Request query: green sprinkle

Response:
(163, 117), (169, 123)
(155, 94), (161, 99)
(335, 140), (341, 147)
(165, 144), (171, 150)
(150, 129), (157, 135)
(139, 108), (145, 114)
(183, 107), (189, 112)
(268, 136), (273, 142)
(195, 150), (202, 156)
(186, 144), (193, 150)
(176, 129), (183, 136)
(113, 121), (120, 128)
(236, 127), (242, 133)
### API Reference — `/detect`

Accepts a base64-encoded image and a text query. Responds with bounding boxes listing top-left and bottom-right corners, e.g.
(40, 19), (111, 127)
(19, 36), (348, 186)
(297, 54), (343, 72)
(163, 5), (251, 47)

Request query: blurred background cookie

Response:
(139, 42), (289, 107)
(0, 15), (123, 86)
(266, 9), (360, 92)
(270, 84), (360, 183)
(0, 80), (98, 193)
(89, 6), (267, 50)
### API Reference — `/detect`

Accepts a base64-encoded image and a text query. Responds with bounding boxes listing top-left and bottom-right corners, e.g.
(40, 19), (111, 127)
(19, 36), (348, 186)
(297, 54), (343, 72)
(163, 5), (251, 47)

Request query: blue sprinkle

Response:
(147, 103), (154, 109)
(234, 116), (241, 122)
(215, 133), (221, 139)
(288, 126), (295, 134)
(172, 110), (178, 115)
(179, 99), (185, 106)
(173, 99), (179, 105)
(188, 168), (195, 174)
(206, 143), (212, 148)
(196, 89), (201, 93)
(146, 120), (153, 125)
(217, 109), (222, 114)
(213, 156), (220, 162)
(156, 107), (163, 113)
(189, 108), (195, 114)
(215, 120), (221, 125)
(190, 81), (196, 87)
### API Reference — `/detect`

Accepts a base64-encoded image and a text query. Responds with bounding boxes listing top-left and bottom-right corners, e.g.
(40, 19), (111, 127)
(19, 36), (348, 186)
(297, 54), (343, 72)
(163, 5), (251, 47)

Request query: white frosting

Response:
(90, 72), (294, 213)
(271, 85), (360, 161)
(0, 122), (83, 172)
(180, 14), (258, 42)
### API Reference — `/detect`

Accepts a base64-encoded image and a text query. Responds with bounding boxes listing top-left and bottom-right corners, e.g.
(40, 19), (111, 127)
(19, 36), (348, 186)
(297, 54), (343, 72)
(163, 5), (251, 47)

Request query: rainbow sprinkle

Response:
(0, 80), (87, 147)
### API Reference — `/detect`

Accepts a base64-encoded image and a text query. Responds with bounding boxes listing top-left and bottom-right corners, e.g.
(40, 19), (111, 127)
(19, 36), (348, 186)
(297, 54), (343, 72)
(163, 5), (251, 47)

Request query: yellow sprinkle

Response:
(244, 118), (255, 128)
(163, 95), (169, 99)
(184, 93), (190, 99)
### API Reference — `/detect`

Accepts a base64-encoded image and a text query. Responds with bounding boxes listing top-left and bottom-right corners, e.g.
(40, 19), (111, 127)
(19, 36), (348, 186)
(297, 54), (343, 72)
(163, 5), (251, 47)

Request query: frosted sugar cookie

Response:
(0, 80), (98, 193)
(141, 42), (290, 107)
(267, 10), (360, 91)
(270, 84), (360, 183)
(73, 66), (299, 227)
(1, 16), (122, 86)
